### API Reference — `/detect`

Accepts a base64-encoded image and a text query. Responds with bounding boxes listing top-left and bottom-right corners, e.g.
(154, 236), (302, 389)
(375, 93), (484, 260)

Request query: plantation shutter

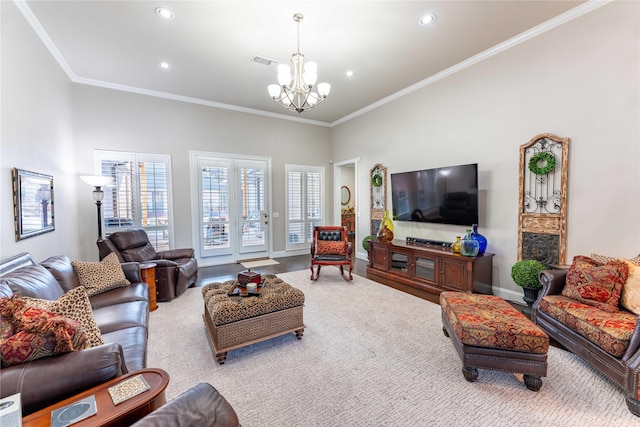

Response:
(286, 165), (324, 251)
(96, 151), (172, 251)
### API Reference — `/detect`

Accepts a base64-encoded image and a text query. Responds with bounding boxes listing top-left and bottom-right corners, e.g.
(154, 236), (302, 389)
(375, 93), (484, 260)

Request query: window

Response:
(95, 151), (172, 251)
(286, 164), (324, 250)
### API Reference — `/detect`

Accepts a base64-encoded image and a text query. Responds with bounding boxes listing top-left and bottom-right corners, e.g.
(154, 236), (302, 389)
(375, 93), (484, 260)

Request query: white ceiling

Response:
(21, 1), (590, 126)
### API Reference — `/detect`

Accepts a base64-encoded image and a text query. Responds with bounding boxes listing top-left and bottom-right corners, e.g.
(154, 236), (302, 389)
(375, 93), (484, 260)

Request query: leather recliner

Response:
(98, 228), (198, 302)
(131, 383), (240, 427)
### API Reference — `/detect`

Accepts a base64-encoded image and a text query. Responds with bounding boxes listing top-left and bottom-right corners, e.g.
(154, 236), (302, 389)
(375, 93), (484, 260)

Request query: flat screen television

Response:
(391, 163), (478, 226)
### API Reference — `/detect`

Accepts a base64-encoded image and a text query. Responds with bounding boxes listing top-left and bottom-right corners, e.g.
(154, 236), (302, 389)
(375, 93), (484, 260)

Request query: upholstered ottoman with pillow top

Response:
(440, 291), (549, 391)
(202, 274), (305, 364)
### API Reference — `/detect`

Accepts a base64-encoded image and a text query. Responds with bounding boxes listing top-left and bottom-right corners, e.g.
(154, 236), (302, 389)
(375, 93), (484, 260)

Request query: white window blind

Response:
(95, 151), (172, 251)
(286, 164), (324, 250)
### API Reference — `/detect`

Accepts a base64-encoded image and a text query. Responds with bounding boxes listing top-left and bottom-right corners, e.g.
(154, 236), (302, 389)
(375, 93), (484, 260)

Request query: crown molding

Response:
(330, 0), (612, 127)
(15, 0), (611, 129)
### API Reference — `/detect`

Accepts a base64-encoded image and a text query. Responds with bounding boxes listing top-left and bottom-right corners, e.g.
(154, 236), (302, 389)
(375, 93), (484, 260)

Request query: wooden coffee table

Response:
(22, 368), (170, 427)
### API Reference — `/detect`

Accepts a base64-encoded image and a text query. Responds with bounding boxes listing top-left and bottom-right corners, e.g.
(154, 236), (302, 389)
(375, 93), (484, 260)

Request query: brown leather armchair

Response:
(131, 383), (240, 427)
(98, 228), (198, 302)
(310, 226), (353, 281)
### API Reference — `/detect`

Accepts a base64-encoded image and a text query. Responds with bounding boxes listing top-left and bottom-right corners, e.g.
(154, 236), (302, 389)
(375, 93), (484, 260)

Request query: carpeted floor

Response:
(147, 268), (638, 426)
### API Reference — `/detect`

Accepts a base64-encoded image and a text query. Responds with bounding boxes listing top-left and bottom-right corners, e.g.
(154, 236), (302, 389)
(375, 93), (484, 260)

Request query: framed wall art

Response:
(12, 168), (55, 240)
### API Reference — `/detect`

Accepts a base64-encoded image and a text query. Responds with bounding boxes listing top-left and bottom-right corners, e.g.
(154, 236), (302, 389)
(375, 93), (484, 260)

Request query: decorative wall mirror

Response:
(12, 168), (55, 240)
(341, 186), (351, 205)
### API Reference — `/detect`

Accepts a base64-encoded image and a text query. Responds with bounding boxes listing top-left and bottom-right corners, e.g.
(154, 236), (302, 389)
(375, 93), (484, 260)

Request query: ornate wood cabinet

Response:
(367, 240), (493, 296)
(341, 212), (356, 248)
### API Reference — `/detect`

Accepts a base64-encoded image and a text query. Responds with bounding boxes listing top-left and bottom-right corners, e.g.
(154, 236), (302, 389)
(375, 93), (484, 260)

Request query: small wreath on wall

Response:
(371, 174), (383, 187)
(528, 152), (556, 175)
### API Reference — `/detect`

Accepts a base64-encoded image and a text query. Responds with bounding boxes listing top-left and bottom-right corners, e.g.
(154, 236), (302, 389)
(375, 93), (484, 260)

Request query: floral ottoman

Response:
(202, 274), (305, 364)
(440, 291), (549, 391)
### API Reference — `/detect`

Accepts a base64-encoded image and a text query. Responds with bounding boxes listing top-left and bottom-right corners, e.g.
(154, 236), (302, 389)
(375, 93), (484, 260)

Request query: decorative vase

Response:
(451, 236), (461, 254)
(522, 286), (541, 315)
(471, 224), (487, 256)
(376, 211), (394, 243)
(460, 229), (479, 257)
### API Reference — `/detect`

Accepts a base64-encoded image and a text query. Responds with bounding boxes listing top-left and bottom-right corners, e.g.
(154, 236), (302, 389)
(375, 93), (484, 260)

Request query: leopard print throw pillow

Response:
(20, 287), (104, 347)
(72, 253), (130, 297)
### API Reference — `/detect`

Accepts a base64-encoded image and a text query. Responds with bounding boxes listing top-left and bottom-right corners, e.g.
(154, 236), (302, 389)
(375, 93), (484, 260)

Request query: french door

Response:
(196, 154), (270, 262)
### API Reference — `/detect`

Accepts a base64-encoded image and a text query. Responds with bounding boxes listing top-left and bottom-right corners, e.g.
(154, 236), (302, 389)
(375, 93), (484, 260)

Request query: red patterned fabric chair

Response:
(533, 255), (640, 417)
(310, 226), (353, 281)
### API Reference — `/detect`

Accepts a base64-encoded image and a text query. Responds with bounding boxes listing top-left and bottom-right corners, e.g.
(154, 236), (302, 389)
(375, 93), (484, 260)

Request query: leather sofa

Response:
(98, 228), (198, 301)
(132, 383), (240, 427)
(0, 252), (150, 416)
(532, 269), (640, 416)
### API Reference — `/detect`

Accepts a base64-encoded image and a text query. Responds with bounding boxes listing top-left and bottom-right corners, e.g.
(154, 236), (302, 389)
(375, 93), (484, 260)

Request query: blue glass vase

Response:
(471, 224), (487, 256)
(460, 229), (479, 257)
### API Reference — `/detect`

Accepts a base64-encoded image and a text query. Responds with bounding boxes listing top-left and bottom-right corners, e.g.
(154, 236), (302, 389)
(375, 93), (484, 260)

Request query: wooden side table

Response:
(140, 263), (158, 311)
(22, 368), (170, 427)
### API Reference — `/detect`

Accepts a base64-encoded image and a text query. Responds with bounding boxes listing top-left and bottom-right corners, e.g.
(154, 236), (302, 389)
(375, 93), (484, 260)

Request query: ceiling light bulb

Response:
(345, 70), (354, 78)
(158, 62), (170, 69)
(419, 14), (436, 26)
(155, 7), (174, 20)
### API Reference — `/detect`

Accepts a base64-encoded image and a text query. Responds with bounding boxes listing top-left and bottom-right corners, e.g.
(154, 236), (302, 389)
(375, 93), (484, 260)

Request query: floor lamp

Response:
(80, 175), (113, 240)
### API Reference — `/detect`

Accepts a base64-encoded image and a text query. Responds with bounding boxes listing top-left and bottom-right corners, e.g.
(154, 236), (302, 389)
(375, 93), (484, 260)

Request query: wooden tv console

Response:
(367, 239), (493, 296)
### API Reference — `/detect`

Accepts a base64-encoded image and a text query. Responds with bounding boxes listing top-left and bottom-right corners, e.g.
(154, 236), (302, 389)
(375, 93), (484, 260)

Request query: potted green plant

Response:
(511, 259), (546, 315)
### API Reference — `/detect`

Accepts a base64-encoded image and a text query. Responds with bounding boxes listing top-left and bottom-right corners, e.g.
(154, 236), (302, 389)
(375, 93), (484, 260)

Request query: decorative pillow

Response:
(72, 253), (130, 297)
(562, 256), (629, 312)
(620, 260), (640, 315)
(19, 287), (104, 347)
(0, 297), (89, 367)
(591, 253), (640, 266)
(317, 240), (347, 256)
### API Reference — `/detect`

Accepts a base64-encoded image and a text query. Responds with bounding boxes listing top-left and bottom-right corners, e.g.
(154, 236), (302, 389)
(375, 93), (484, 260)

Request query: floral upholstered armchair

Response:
(310, 226), (353, 281)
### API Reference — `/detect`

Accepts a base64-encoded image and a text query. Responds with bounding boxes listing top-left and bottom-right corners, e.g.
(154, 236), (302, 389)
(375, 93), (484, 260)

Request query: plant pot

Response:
(522, 286), (541, 316)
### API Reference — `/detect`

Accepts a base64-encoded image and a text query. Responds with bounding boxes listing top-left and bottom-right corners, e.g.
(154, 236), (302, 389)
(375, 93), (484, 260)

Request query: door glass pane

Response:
(201, 165), (230, 249)
(240, 167), (265, 247)
(390, 251), (409, 274)
(415, 257), (435, 281)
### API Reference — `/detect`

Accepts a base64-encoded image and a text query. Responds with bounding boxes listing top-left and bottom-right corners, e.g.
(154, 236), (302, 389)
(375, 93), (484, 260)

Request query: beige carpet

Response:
(147, 268), (638, 426)
(240, 259), (279, 269)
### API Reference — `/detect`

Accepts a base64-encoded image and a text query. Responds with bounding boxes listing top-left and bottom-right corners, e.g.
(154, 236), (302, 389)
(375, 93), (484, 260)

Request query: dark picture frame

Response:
(12, 168), (55, 240)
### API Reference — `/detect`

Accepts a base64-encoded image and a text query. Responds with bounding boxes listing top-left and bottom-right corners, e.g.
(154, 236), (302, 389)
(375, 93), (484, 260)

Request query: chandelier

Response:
(267, 13), (331, 113)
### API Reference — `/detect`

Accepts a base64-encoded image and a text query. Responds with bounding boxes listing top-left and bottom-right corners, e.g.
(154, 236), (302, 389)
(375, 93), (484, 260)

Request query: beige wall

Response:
(2, 1), (639, 303)
(1, 1), (80, 261)
(1, 0), (331, 264)
(71, 86), (331, 261)
(330, 1), (640, 301)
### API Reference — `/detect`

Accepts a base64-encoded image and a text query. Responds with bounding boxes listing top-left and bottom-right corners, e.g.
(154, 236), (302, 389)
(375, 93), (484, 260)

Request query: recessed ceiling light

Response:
(155, 7), (174, 20)
(419, 14), (436, 26)
(158, 62), (170, 70)
(345, 70), (355, 78)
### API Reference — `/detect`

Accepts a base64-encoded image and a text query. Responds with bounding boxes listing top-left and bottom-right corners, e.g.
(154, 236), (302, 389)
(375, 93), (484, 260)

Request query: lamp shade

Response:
(268, 84), (282, 98)
(317, 82), (331, 97)
(277, 64), (292, 86)
(80, 175), (113, 187)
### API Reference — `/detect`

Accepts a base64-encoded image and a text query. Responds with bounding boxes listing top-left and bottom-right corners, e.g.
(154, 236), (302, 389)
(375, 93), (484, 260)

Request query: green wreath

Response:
(371, 174), (383, 187)
(528, 152), (556, 175)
